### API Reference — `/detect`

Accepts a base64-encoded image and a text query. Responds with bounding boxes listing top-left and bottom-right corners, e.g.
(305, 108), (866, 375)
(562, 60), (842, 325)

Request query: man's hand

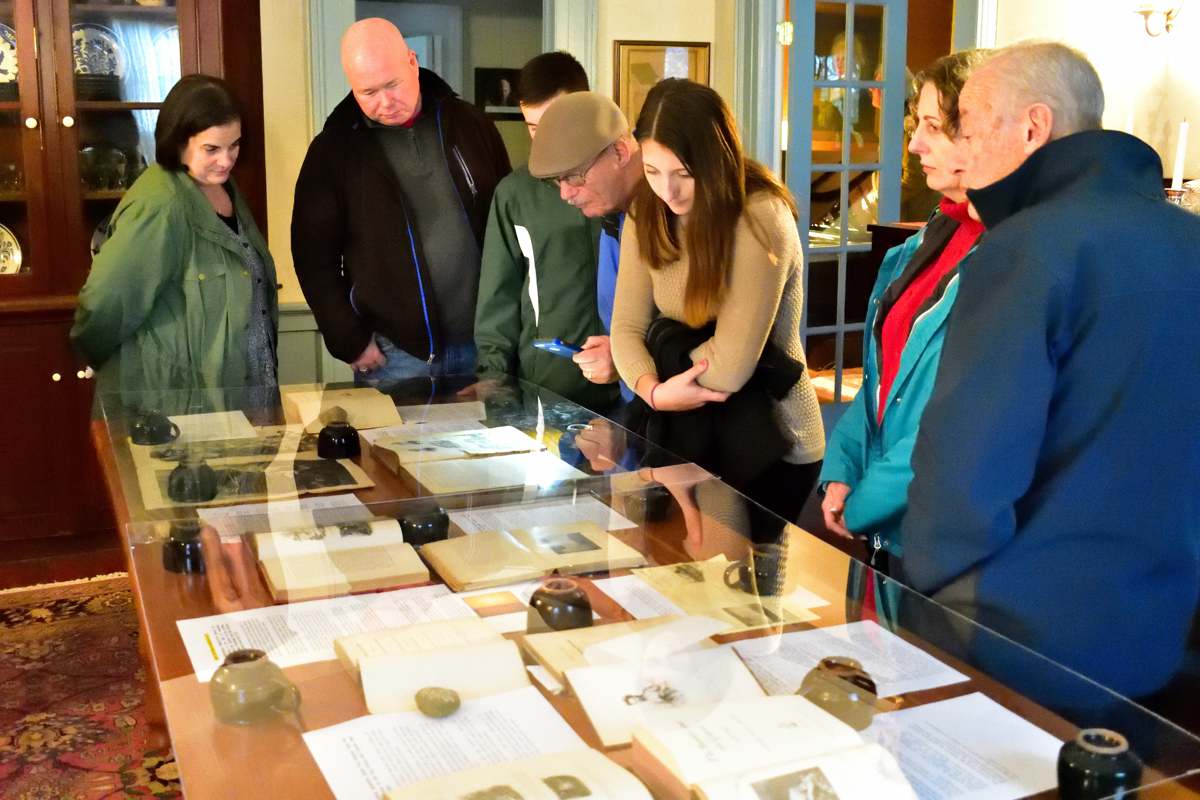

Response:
(572, 335), (618, 384)
(457, 378), (503, 401)
(821, 481), (854, 539)
(574, 418), (626, 471)
(645, 361), (730, 411)
(351, 337), (386, 373)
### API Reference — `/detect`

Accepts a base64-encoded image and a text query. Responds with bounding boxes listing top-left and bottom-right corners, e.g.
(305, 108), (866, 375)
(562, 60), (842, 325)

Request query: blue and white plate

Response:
(72, 23), (125, 77)
(0, 24), (18, 84)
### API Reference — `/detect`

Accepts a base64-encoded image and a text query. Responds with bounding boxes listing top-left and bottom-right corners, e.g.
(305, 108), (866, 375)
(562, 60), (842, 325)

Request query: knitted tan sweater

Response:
(612, 193), (825, 465)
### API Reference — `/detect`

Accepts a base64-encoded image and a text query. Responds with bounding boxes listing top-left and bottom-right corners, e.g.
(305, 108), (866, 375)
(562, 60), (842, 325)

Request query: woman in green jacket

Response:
(71, 74), (278, 410)
(817, 51), (986, 615)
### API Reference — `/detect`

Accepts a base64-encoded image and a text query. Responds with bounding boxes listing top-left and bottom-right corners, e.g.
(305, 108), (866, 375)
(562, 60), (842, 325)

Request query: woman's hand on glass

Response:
(821, 481), (854, 539)
(644, 360), (730, 412)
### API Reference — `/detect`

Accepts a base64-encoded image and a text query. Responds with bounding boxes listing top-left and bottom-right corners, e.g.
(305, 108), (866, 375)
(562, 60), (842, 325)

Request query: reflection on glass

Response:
(70, 3), (180, 104)
(853, 87), (882, 164)
(812, 89), (843, 165)
(78, 109), (157, 195)
(853, 3), (885, 81)
(806, 257), (839, 328)
(813, 3), (847, 79)
(0, 16), (18, 102)
(0, 106), (27, 275)
(809, 170), (878, 247)
(805, 332), (838, 373)
(845, 251), (877, 325)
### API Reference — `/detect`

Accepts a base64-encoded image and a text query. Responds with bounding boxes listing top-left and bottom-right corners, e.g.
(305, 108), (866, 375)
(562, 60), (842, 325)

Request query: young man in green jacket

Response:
(471, 52), (620, 412)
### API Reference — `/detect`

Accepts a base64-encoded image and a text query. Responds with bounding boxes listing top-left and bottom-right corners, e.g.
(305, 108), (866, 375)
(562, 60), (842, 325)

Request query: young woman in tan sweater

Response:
(610, 79), (824, 525)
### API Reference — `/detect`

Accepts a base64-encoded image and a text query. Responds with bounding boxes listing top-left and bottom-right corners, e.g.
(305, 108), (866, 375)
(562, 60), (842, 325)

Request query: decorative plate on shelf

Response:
(72, 23), (125, 77)
(0, 24), (18, 85)
(0, 223), (23, 275)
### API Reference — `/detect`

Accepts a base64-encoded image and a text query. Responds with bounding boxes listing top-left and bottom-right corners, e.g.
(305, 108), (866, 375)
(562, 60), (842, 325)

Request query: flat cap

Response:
(528, 91), (630, 178)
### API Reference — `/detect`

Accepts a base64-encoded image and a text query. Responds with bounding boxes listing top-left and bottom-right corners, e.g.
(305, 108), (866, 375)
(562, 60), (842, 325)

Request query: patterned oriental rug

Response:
(0, 574), (182, 799)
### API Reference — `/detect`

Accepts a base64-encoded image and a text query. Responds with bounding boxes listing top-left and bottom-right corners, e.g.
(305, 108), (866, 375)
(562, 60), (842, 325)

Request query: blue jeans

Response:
(354, 335), (476, 388)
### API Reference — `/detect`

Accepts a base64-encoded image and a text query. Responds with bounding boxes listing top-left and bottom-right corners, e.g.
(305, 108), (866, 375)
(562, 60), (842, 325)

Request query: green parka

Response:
(71, 164), (278, 408)
(474, 166), (618, 411)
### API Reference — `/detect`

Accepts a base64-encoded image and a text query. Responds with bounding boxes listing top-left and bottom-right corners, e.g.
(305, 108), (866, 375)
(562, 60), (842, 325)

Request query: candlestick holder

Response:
(1166, 187), (1186, 206)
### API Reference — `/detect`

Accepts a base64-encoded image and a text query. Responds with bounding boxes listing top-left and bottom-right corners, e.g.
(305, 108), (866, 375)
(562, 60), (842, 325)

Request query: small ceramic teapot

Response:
(527, 577), (593, 633)
(162, 519), (205, 574)
(317, 420), (360, 459)
(399, 506), (450, 547)
(723, 543), (786, 596)
(1057, 728), (1143, 800)
(797, 656), (878, 730)
(209, 649), (301, 725)
(167, 453), (218, 503)
(129, 410), (180, 446)
(623, 482), (672, 523)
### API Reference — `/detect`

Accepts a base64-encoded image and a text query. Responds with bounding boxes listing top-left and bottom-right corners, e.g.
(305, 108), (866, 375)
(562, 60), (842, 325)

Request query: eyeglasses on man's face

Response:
(545, 144), (613, 189)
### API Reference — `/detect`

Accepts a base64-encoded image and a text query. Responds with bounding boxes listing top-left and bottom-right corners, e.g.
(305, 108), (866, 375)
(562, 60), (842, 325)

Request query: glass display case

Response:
(94, 377), (1200, 798)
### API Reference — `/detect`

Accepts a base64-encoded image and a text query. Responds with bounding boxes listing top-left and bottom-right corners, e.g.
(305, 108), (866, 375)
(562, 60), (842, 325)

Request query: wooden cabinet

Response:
(0, 0), (263, 540)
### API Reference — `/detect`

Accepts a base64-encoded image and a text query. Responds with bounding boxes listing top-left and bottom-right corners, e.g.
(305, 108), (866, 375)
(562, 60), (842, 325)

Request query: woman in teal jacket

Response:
(818, 51), (986, 592)
(72, 75), (277, 411)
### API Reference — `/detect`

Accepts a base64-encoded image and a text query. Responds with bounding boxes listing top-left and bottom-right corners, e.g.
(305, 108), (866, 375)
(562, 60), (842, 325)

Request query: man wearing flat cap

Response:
(528, 92), (645, 396)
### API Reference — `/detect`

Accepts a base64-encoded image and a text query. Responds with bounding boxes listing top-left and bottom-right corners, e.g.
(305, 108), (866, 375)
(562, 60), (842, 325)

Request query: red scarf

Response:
(876, 198), (983, 425)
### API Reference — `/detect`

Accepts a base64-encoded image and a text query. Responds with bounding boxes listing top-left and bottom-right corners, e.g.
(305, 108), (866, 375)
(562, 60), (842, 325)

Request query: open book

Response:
(420, 521), (647, 591)
(334, 617), (503, 681)
(402, 450), (588, 495)
(359, 639), (531, 715)
(630, 694), (916, 800)
(371, 425), (546, 472)
(281, 385), (403, 432)
(519, 616), (689, 684)
(252, 518), (428, 602)
(387, 749), (651, 799)
(332, 616), (530, 714)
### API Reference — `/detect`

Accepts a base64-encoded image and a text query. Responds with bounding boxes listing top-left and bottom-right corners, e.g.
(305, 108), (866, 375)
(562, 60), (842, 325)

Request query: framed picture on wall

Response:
(474, 67), (522, 121)
(613, 40), (711, 125)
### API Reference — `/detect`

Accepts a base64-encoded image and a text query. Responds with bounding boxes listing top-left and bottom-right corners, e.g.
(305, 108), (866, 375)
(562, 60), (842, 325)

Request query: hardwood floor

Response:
(0, 529), (124, 590)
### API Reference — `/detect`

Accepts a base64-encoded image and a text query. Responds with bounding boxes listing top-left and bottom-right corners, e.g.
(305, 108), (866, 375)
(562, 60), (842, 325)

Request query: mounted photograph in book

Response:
(613, 40), (710, 125)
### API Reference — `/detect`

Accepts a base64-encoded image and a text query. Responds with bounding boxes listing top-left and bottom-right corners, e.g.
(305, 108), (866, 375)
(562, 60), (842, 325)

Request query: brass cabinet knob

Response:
(24, 117), (38, 129)
(61, 115), (75, 128)
(51, 372), (61, 382)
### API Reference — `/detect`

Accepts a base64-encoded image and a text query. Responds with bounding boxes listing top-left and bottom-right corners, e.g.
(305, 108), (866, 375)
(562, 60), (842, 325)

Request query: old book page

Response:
(420, 522), (645, 591)
(632, 694), (863, 787)
(334, 617), (502, 679)
(388, 749), (652, 800)
(252, 518), (406, 561)
(372, 425), (545, 471)
(258, 541), (429, 603)
(405, 450), (587, 495)
(519, 617), (684, 683)
(281, 385), (403, 432)
(694, 743), (916, 800)
(359, 640), (530, 713)
(628, 557), (820, 633)
(567, 647), (766, 747)
(304, 686), (584, 799)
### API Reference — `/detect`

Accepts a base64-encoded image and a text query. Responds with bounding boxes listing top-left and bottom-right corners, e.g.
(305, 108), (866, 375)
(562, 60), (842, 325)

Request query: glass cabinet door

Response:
(0, 0), (45, 285)
(787, 0), (907, 404)
(61, 0), (181, 259)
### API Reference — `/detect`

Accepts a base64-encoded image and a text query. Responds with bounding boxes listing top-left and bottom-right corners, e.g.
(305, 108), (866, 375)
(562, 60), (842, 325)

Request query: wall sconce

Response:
(1136, 2), (1183, 36)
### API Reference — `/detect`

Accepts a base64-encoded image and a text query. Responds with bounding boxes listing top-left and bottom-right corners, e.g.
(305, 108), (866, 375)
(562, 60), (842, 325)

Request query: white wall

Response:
(357, 0), (542, 100)
(994, 0), (1193, 181)
(259, 1), (314, 305)
(596, 0), (736, 109)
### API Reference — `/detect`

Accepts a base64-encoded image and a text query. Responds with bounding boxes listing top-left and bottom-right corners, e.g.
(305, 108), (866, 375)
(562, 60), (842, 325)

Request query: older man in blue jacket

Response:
(900, 41), (1200, 706)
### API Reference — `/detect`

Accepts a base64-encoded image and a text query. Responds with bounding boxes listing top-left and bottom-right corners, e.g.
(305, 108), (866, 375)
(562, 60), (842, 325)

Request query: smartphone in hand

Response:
(531, 338), (583, 358)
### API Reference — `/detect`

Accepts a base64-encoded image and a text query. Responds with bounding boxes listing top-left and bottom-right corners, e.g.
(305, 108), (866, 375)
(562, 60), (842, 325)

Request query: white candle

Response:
(1171, 119), (1189, 190)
